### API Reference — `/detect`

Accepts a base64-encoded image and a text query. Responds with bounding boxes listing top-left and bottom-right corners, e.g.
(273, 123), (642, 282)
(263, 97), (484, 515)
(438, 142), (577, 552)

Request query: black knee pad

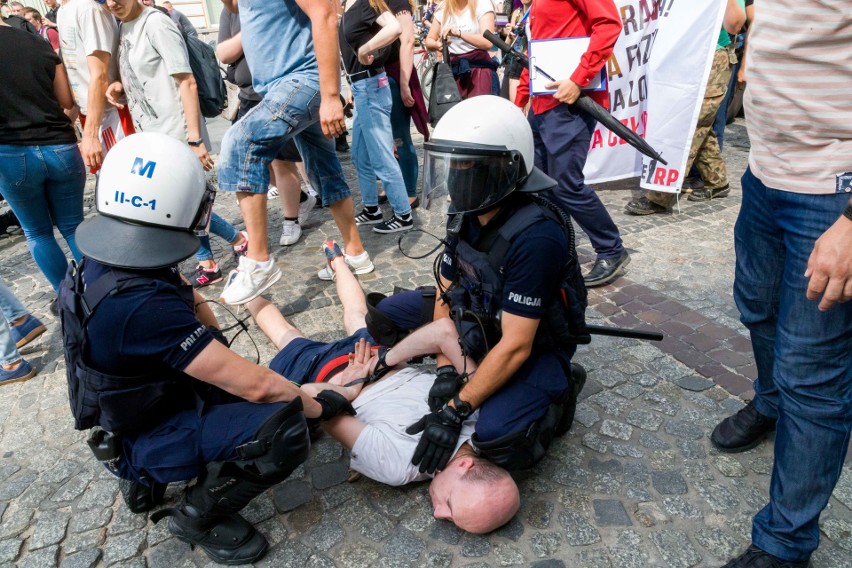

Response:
(365, 293), (409, 347)
(236, 397), (310, 482)
(472, 403), (563, 471)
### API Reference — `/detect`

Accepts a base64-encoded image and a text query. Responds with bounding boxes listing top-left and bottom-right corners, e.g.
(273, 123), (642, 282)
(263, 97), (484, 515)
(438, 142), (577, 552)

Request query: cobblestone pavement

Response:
(0, 118), (850, 568)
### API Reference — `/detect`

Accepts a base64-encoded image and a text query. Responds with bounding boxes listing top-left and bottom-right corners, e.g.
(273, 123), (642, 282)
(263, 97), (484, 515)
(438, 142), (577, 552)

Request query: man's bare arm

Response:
(82, 51), (110, 169)
(295, 0), (345, 138)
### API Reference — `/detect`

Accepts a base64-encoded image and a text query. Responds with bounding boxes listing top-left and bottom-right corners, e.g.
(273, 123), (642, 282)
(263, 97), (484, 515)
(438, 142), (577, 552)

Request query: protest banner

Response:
(583, 0), (725, 193)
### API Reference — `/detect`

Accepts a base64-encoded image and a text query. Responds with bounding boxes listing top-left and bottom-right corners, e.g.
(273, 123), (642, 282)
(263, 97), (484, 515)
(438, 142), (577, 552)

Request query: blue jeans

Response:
(0, 278), (27, 366)
(218, 78), (350, 206)
(195, 212), (239, 263)
(734, 167), (852, 562)
(0, 144), (85, 291)
(351, 74), (411, 216)
(528, 106), (625, 259)
(388, 75), (419, 199)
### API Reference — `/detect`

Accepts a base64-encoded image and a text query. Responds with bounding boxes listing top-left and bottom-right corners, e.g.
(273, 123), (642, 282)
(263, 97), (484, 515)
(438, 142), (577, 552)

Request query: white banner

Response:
(583, 0), (725, 193)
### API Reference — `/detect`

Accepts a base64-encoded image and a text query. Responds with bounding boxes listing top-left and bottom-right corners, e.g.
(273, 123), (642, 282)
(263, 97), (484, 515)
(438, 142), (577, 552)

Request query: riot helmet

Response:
(423, 95), (556, 214)
(76, 132), (214, 269)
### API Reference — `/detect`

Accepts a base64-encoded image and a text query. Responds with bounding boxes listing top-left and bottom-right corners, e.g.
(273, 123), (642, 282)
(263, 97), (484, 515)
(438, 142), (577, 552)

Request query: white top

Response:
(349, 367), (477, 486)
(435, 0), (496, 55)
(117, 8), (201, 143)
(744, 0), (852, 195)
(57, 0), (118, 114)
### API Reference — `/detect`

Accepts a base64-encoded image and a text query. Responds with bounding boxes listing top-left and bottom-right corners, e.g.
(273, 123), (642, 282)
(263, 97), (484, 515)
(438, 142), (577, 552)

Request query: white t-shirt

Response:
(349, 367), (477, 486)
(117, 8), (199, 142)
(57, 0), (118, 114)
(434, 0), (496, 55)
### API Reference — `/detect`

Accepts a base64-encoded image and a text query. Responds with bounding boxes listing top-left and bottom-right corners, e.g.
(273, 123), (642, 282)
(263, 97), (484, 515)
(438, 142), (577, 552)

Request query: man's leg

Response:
(247, 297), (304, 350)
(749, 189), (852, 563)
(329, 255), (369, 336)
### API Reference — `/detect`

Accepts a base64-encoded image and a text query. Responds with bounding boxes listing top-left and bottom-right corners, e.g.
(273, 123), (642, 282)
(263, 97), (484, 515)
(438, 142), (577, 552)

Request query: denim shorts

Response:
(218, 79), (350, 205)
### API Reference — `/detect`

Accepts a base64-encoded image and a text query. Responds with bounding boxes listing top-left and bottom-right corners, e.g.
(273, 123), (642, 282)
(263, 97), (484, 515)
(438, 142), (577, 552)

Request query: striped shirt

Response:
(744, 0), (852, 195)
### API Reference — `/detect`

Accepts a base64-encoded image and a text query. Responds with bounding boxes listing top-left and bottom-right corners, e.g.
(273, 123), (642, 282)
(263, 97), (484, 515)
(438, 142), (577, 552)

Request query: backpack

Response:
(182, 31), (226, 118)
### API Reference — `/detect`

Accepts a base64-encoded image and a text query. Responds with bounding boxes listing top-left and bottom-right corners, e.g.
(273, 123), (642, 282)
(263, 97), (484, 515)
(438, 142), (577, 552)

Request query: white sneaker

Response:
(317, 249), (375, 281)
(298, 191), (317, 225)
(279, 220), (302, 246)
(219, 255), (282, 305)
(267, 185), (279, 199)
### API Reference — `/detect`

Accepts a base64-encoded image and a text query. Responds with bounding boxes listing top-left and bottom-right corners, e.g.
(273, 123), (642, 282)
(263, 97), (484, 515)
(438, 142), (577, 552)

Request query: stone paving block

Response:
(0, 539), (22, 564)
(820, 518), (852, 551)
(650, 530), (701, 568)
(523, 499), (554, 530)
(255, 539), (312, 568)
(714, 372), (753, 395)
(18, 545), (58, 568)
(676, 439), (707, 460)
(626, 409), (663, 431)
(613, 383), (645, 399)
(696, 484), (740, 514)
(29, 511), (70, 550)
(102, 531), (146, 566)
(492, 543), (525, 565)
(63, 529), (105, 556)
(639, 432), (670, 450)
(575, 548), (613, 568)
(558, 510), (601, 546)
(662, 497), (704, 520)
(832, 466), (852, 510)
(273, 480), (313, 513)
(608, 530), (648, 568)
(712, 455), (747, 477)
(460, 532), (491, 557)
(663, 419), (704, 440)
(145, 538), (190, 568)
(634, 501), (668, 527)
(592, 499), (632, 527)
(530, 532), (562, 559)
(694, 527), (744, 561)
(600, 420), (633, 441)
(495, 516), (524, 541)
(574, 403), (600, 428)
(58, 549), (101, 568)
(675, 375), (715, 392)
(651, 471), (688, 495)
(582, 433), (610, 454)
(309, 520), (345, 552)
(429, 520), (463, 545)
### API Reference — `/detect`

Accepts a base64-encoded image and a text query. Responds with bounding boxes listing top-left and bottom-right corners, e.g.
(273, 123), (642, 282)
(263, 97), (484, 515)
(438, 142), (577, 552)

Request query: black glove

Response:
(406, 404), (464, 474)
(428, 366), (464, 411)
(314, 390), (357, 421)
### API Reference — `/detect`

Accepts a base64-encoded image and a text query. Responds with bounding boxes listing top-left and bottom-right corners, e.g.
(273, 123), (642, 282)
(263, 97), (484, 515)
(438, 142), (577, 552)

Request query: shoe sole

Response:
(710, 430), (773, 453)
(219, 269), (282, 305)
(15, 324), (47, 349)
(584, 255), (631, 288)
(624, 204), (667, 216)
(193, 276), (224, 289)
(687, 188), (731, 202)
(1, 367), (37, 385)
(372, 224), (413, 234)
(355, 218), (384, 226)
(318, 260), (374, 281)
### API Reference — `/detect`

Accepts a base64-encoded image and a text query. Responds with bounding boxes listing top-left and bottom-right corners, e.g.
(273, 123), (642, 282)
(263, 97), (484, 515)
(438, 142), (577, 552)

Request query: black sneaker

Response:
(720, 545), (812, 568)
(624, 197), (669, 216)
(711, 401), (776, 453)
(583, 251), (630, 287)
(688, 184), (731, 202)
(335, 135), (350, 153)
(556, 363), (587, 436)
(119, 478), (167, 514)
(0, 209), (20, 233)
(373, 214), (413, 234)
(354, 207), (383, 226)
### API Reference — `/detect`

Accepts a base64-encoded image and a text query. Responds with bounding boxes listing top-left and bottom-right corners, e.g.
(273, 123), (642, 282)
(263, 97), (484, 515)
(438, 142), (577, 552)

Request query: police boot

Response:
(119, 478), (167, 514)
(152, 399), (310, 565)
(555, 363), (587, 436)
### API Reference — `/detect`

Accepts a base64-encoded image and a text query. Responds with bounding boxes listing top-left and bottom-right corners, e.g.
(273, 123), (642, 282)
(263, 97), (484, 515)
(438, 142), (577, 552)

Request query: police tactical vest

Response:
(444, 195), (590, 355)
(59, 259), (196, 436)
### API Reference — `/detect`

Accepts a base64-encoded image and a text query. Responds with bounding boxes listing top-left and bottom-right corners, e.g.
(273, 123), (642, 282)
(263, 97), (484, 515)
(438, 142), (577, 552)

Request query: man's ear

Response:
(455, 456), (475, 472)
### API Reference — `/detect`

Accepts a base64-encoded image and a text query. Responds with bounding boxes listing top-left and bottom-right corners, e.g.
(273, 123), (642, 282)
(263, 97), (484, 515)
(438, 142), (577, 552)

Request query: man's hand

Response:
(428, 365), (464, 411)
(190, 143), (214, 171)
(320, 94), (346, 139)
(330, 338), (374, 390)
(544, 78), (582, 105)
(406, 404), (464, 473)
(805, 215), (852, 311)
(105, 81), (125, 109)
(737, 66), (746, 85)
(80, 136), (104, 171)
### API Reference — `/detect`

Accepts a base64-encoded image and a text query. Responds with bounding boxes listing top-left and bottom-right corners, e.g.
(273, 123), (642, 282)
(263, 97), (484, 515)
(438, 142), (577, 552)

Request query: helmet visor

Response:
(423, 142), (522, 214)
(192, 183), (217, 236)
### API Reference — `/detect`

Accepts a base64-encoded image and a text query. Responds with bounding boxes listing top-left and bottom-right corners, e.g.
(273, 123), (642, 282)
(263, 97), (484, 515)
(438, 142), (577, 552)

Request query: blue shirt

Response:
(238, 0), (319, 95)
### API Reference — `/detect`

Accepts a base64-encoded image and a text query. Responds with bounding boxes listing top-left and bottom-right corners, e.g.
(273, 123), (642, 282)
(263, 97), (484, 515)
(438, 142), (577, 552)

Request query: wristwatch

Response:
(451, 394), (473, 419)
(188, 138), (204, 147)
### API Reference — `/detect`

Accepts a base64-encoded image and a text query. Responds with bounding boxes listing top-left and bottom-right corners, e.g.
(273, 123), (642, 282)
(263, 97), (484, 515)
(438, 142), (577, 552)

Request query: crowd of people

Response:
(0, 0), (850, 567)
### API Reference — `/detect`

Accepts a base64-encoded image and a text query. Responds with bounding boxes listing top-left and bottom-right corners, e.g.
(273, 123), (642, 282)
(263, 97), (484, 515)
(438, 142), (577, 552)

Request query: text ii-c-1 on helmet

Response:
(75, 132), (215, 270)
(422, 95), (557, 214)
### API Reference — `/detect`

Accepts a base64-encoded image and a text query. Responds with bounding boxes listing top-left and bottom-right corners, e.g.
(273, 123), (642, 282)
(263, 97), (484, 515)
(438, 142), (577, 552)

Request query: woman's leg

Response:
(349, 84), (380, 208)
(0, 145), (70, 291)
(42, 143), (86, 263)
(388, 75), (419, 200)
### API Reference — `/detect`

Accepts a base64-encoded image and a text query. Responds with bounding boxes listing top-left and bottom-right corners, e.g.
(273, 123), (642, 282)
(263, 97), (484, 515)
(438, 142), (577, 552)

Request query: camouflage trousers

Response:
(648, 45), (736, 207)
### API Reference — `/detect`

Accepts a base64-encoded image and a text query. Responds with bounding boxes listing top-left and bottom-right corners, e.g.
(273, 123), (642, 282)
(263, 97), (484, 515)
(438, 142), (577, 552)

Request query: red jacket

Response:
(515, 0), (621, 114)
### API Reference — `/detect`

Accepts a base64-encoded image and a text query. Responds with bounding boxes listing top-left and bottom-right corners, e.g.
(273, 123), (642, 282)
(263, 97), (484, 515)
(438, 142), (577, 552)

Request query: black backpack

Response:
(182, 32), (226, 118)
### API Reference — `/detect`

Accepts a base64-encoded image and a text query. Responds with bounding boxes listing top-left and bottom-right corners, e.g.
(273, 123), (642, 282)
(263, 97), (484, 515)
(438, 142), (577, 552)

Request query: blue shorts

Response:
(269, 328), (375, 385)
(218, 78), (350, 205)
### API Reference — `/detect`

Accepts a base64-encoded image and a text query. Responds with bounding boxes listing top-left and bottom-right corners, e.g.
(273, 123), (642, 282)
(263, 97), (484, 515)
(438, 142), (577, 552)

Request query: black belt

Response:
(349, 67), (385, 83)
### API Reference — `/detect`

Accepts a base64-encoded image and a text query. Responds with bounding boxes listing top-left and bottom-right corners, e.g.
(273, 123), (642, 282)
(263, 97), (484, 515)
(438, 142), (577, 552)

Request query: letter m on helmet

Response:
(131, 157), (157, 179)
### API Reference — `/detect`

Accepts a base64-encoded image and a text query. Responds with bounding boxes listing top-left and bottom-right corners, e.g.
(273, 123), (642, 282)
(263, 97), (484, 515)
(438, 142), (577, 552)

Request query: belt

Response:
(349, 67), (385, 83)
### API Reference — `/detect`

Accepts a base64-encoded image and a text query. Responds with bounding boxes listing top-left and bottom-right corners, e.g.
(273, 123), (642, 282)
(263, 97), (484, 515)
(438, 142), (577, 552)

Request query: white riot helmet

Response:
(76, 133), (214, 269)
(423, 95), (556, 214)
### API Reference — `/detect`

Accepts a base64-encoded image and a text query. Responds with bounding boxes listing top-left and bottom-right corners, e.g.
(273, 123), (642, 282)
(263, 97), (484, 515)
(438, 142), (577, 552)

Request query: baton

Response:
(484, 30), (668, 166)
(587, 324), (663, 342)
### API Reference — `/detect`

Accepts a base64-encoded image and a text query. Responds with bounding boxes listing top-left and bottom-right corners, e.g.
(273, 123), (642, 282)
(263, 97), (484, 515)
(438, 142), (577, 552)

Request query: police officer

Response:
(385, 96), (588, 473)
(60, 133), (357, 565)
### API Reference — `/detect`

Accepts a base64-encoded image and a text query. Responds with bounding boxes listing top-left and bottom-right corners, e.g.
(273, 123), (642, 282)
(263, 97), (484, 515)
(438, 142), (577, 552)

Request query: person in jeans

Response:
(0, 278), (46, 385)
(342, 0), (414, 234)
(711, 2), (852, 566)
(217, 0), (372, 302)
(0, 19), (85, 292)
(103, 0), (248, 288)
